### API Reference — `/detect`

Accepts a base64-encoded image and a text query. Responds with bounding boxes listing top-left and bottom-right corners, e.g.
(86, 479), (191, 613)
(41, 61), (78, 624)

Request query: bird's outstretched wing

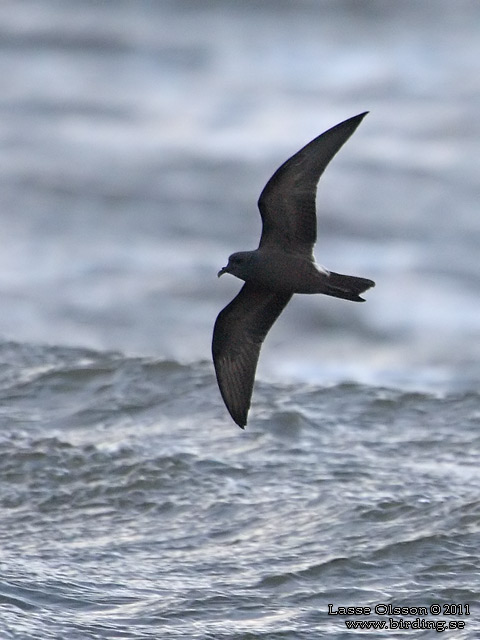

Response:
(257, 112), (368, 255)
(212, 283), (292, 428)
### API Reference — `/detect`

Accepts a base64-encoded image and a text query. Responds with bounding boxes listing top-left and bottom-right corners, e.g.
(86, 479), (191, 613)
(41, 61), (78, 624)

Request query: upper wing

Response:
(257, 112), (368, 255)
(212, 283), (292, 428)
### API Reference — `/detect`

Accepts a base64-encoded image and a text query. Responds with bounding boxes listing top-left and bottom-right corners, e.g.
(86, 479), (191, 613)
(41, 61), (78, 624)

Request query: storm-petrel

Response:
(212, 112), (374, 428)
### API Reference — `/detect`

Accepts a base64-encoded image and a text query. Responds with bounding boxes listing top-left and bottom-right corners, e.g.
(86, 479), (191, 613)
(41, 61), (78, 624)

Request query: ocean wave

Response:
(1, 340), (479, 639)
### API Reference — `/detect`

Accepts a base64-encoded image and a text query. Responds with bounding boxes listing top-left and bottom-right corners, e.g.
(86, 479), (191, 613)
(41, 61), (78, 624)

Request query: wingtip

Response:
(350, 111), (369, 125)
(233, 413), (247, 429)
(323, 111), (369, 144)
(224, 402), (248, 429)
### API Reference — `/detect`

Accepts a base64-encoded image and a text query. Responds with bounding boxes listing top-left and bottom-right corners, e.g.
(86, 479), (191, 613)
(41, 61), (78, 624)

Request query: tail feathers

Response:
(323, 271), (375, 302)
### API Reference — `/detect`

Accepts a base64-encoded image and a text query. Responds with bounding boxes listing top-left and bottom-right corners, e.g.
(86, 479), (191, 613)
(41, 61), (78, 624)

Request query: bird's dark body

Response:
(221, 248), (373, 299)
(212, 113), (375, 428)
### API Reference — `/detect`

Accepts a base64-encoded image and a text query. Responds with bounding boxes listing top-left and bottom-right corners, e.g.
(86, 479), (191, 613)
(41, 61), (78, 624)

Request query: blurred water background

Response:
(0, 1), (479, 638)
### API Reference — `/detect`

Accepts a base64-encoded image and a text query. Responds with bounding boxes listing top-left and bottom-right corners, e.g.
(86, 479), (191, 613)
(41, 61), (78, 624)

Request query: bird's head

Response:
(217, 251), (256, 281)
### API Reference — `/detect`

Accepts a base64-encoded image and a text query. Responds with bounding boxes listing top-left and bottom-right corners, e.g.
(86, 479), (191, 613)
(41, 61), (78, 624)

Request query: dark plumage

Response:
(212, 113), (375, 428)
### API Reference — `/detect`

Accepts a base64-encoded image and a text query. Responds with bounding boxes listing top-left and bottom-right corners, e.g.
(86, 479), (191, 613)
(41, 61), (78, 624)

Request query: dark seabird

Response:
(212, 112), (375, 428)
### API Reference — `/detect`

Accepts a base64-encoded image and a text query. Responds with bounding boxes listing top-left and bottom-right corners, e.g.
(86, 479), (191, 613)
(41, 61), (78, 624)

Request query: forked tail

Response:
(323, 271), (375, 302)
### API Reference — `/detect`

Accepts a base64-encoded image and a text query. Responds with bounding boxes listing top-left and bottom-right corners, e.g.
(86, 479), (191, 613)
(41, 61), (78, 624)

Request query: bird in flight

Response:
(212, 112), (374, 428)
